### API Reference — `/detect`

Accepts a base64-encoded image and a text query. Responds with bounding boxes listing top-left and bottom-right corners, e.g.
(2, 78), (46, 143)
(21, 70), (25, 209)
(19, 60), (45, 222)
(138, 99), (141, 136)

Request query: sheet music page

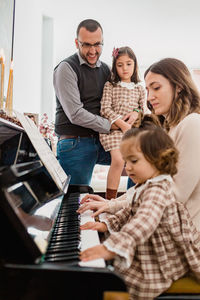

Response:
(15, 111), (68, 191)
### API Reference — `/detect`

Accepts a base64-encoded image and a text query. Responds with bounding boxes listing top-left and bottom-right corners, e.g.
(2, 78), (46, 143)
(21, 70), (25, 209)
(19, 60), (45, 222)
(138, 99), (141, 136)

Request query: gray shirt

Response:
(53, 53), (111, 134)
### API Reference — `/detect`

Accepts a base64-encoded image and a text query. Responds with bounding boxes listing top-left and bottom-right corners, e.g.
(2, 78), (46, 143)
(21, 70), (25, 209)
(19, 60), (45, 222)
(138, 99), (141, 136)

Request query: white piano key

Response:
(79, 194), (106, 268)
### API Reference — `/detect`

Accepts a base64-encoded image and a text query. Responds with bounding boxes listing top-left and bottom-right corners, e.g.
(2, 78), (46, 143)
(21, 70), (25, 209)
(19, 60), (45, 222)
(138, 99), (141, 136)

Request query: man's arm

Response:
(53, 61), (111, 134)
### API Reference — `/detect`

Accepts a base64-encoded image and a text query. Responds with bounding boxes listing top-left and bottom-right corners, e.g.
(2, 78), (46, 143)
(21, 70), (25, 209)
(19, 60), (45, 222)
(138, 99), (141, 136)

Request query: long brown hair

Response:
(110, 46), (140, 85)
(144, 58), (200, 130)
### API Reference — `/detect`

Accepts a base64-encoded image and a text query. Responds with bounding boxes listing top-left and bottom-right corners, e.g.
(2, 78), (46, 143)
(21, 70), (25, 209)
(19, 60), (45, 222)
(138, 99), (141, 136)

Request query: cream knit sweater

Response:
(169, 113), (200, 230)
(106, 113), (200, 231)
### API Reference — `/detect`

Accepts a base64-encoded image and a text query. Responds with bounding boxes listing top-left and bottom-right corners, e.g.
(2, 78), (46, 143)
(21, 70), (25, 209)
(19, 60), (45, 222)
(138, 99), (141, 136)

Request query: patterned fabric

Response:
(102, 176), (200, 300)
(99, 81), (146, 151)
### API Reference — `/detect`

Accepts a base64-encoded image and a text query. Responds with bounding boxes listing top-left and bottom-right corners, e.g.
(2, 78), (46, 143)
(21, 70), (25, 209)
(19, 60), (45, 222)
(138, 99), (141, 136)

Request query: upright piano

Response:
(0, 114), (127, 300)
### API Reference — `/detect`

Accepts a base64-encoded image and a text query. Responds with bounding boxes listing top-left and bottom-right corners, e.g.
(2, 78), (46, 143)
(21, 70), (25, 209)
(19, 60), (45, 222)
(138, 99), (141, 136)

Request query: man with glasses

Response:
(53, 19), (111, 185)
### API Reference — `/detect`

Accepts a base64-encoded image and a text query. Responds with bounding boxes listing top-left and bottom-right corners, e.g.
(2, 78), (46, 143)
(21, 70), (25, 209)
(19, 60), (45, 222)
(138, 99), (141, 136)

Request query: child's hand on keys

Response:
(80, 221), (108, 232)
(80, 194), (107, 205)
(80, 244), (115, 262)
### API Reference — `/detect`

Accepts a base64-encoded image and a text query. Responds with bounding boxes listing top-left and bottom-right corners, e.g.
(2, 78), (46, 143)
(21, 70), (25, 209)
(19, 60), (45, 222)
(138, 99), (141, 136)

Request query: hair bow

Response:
(112, 47), (119, 59)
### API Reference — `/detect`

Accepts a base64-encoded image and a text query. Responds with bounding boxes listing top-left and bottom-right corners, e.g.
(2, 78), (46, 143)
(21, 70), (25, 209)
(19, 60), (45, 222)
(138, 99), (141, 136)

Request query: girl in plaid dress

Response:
(80, 126), (200, 300)
(100, 46), (146, 200)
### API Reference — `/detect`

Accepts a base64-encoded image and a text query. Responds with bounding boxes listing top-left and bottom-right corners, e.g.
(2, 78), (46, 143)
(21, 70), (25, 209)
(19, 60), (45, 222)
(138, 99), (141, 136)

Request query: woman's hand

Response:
(80, 221), (108, 232)
(80, 244), (115, 262)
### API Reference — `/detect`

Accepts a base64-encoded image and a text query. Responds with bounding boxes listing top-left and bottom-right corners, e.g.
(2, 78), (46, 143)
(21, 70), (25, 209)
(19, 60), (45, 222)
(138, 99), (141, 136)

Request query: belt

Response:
(59, 134), (96, 141)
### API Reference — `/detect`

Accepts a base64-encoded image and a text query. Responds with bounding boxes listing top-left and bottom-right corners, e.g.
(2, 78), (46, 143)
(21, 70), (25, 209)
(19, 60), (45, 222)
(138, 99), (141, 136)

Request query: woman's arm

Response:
(170, 114), (200, 204)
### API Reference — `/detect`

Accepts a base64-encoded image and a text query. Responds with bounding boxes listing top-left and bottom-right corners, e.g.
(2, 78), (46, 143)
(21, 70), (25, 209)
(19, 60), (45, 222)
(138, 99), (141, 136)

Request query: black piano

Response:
(0, 115), (127, 300)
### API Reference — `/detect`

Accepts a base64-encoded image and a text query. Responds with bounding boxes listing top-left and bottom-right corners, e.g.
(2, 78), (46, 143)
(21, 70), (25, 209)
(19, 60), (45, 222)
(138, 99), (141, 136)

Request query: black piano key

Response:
(49, 240), (79, 247)
(50, 232), (79, 240)
(46, 248), (79, 257)
(46, 250), (80, 257)
(46, 248), (80, 257)
(44, 191), (84, 265)
(53, 229), (79, 235)
(47, 245), (80, 254)
(50, 234), (80, 242)
(50, 233), (79, 241)
(47, 243), (80, 252)
(52, 230), (79, 237)
(50, 236), (79, 243)
(45, 254), (80, 262)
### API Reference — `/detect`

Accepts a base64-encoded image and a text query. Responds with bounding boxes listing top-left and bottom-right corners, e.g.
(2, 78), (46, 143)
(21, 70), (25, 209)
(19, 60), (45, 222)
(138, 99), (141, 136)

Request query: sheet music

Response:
(15, 111), (68, 191)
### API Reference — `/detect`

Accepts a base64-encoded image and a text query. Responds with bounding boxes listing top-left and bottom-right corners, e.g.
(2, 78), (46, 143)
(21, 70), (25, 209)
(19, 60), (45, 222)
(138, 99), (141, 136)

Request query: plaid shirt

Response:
(99, 81), (146, 151)
(101, 175), (200, 299)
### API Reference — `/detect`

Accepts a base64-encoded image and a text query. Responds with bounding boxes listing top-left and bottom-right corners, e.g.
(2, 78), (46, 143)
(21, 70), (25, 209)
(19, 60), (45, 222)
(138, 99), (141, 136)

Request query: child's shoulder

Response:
(104, 81), (113, 87)
(136, 82), (145, 91)
(148, 175), (173, 191)
(103, 81), (115, 91)
(138, 176), (174, 204)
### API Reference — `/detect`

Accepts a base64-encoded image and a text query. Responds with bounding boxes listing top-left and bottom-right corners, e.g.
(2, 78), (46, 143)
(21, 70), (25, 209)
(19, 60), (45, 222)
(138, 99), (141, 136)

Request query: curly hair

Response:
(144, 58), (200, 131)
(122, 119), (178, 176)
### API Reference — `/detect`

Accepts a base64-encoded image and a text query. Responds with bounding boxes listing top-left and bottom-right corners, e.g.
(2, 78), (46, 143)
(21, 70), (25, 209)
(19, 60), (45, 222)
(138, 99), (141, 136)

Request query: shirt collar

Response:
(133, 174), (173, 202)
(146, 174), (173, 184)
(77, 52), (101, 68)
(118, 81), (138, 90)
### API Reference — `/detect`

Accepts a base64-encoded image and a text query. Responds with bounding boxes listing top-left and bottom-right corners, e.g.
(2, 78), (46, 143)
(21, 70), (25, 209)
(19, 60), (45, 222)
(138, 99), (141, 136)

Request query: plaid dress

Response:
(100, 175), (200, 300)
(100, 81), (146, 151)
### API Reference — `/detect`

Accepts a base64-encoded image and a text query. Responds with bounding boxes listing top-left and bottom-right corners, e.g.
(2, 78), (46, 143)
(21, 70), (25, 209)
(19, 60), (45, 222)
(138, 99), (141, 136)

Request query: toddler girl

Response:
(80, 125), (200, 300)
(100, 46), (146, 199)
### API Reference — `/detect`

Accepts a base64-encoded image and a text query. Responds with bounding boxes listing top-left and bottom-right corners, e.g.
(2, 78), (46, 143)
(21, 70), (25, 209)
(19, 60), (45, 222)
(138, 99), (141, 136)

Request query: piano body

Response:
(0, 116), (127, 300)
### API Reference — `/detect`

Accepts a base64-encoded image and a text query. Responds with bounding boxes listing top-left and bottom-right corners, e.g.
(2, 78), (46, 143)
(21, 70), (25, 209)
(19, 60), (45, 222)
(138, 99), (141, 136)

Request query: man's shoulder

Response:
(61, 53), (79, 68)
(100, 60), (110, 71)
(54, 53), (78, 70)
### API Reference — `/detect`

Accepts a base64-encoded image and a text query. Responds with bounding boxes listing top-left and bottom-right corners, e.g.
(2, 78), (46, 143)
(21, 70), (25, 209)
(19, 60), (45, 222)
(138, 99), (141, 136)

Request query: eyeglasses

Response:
(78, 40), (104, 50)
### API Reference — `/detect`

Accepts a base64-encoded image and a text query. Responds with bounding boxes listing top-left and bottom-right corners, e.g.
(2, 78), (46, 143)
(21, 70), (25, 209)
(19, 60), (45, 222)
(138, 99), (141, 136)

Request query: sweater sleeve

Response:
(137, 84), (152, 114)
(53, 62), (111, 133)
(103, 184), (167, 268)
(137, 85), (146, 112)
(100, 82), (122, 123)
(107, 185), (136, 214)
(169, 114), (200, 204)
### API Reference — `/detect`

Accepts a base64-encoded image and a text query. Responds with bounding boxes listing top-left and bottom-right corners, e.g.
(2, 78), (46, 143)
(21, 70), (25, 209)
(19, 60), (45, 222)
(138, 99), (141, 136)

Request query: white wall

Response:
(13, 0), (200, 120)
(14, 0), (42, 114)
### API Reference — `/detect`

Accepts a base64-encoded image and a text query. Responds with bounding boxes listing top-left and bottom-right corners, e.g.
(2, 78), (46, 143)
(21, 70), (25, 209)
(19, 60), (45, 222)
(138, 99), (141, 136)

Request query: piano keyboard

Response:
(44, 192), (105, 268)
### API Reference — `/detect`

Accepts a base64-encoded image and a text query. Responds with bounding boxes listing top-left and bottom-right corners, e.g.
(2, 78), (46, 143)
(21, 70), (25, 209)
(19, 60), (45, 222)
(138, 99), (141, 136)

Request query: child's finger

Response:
(80, 246), (102, 262)
(80, 221), (96, 230)
(80, 194), (90, 204)
(77, 202), (98, 214)
(92, 206), (106, 217)
(77, 203), (89, 214)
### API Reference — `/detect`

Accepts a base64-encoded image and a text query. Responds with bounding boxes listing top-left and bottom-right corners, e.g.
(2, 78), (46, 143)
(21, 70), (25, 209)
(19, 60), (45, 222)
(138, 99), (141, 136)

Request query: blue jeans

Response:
(57, 136), (111, 185)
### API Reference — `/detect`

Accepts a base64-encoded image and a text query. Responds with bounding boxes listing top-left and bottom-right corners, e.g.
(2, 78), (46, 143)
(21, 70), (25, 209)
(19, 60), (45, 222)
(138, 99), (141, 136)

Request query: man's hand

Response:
(111, 123), (119, 130)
